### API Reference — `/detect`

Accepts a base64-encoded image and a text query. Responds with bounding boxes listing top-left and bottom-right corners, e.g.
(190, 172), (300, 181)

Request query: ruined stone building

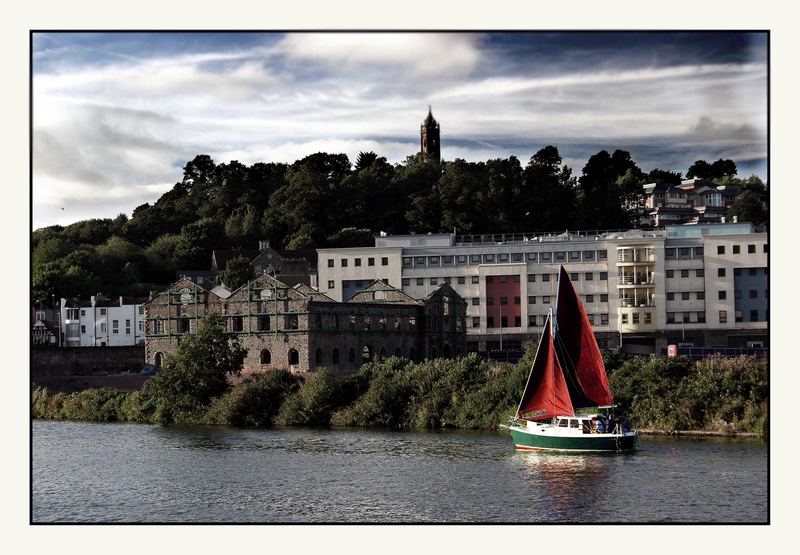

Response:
(144, 274), (467, 375)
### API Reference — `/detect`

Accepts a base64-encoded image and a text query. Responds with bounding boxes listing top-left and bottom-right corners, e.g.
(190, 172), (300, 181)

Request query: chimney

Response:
(91, 295), (96, 306)
(119, 296), (124, 306)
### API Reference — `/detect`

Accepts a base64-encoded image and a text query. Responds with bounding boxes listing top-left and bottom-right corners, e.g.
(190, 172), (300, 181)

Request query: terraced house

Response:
(144, 274), (467, 375)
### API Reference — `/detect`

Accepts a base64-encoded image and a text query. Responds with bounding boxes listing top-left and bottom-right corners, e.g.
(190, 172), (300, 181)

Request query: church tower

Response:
(420, 106), (441, 163)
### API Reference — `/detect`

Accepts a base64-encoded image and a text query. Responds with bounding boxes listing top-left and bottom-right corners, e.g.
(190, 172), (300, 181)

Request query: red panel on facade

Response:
(485, 275), (521, 328)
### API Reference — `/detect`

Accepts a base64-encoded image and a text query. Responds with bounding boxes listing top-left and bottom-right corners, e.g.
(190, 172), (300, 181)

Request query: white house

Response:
(59, 294), (147, 347)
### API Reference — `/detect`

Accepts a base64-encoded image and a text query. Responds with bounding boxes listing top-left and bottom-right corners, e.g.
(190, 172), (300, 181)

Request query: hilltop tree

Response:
(520, 146), (576, 232)
(646, 168), (682, 185)
(728, 190), (768, 227)
(215, 255), (252, 290)
(687, 158), (737, 180)
(577, 149), (642, 230)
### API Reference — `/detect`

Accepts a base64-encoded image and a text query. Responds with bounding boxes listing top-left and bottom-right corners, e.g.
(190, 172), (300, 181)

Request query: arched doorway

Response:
(288, 348), (299, 366)
(260, 349), (272, 364)
(154, 352), (163, 368)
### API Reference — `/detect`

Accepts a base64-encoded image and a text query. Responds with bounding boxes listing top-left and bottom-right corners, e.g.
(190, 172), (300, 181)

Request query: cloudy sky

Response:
(32, 31), (768, 229)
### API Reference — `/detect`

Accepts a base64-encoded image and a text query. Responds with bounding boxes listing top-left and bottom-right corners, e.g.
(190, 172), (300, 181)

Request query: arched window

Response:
(349, 348), (356, 364)
(315, 348), (323, 364)
(361, 345), (371, 364)
(288, 348), (299, 366)
(379, 348), (387, 362)
(260, 349), (271, 364)
(154, 352), (163, 367)
(332, 348), (340, 365)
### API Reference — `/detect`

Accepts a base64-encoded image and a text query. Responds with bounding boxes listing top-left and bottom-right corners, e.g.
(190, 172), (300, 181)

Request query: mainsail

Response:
(516, 312), (575, 420)
(554, 266), (614, 408)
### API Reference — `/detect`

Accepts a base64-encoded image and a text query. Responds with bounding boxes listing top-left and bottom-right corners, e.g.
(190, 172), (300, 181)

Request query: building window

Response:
(471, 298), (479, 305)
(288, 349), (299, 366)
(514, 296), (521, 305)
(621, 313), (629, 324)
(528, 315), (537, 326)
(583, 251), (595, 261)
(718, 291), (727, 300)
(487, 316), (495, 328)
(513, 275), (521, 283)
(501, 316), (508, 328)
(683, 312), (691, 323)
(369, 257), (375, 266)
(328, 259), (334, 267)
(665, 248), (676, 260)
(499, 253), (509, 262)
(681, 292), (690, 300)
(471, 276), (479, 284)
(694, 247), (704, 257)
(542, 296), (551, 304)
(514, 316), (521, 327)
(717, 245), (725, 255)
(487, 297), (494, 306)
(746, 244), (755, 254)
(600, 272), (608, 280)
(484, 254), (495, 263)
(585, 272), (593, 281)
(763, 244), (768, 253)
(112, 320), (119, 334)
(586, 294), (594, 303)
(666, 270), (674, 278)
(470, 255), (481, 264)
(601, 314), (609, 325)
(541, 252), (552, 262)
(697, 291), (705, 300)
(341, 259), (348, 267)
(570, 272), (579, 281)
(666, 312), (675, 324)
(645, 313), (652, 324)
(587, 314), (595, 325)
(80, 309), (86, 317)
(667, 292), (675, 301)
(472, 317), (480, 327)
(328, 280), (335, 289)
(430, 277), (438, 285)
(732, 245), (740, 254)
(681, 270), (689, 278)
(258, 315), (270, 331)
(696, 269), (704, 277)
(500, 296), (508, 305)
(486, 276), (494, 284)
(632, 313), (640, 324)
(554, 252), (566, 262)
(512, 253), (523, 262)
(457, 255), (467, 264)
(443, 255), (454, 265)
(285, 314), (298, 330)
(527, 253), (538, 262)
(600, 294), (608, 303)
(598, 250), (608, 260)
(696, 312), (705, 323)
(402, 257), (412, 267)
(417, 278), (424, 286)
(125, 319), (131, 335)
(354, 258), (361, 267)
(99, 308), (107, 316)
(138, 306), (144, 315)
(528, 274), (536, 282)
(80, 325), (86, 334)
(750, 310), (759, 322)
(232, 316), (243, 332)
(542, 274), (550, 282)
(569, 251), (580, 261)
(260, 349), (272, 364)
(177, 318), (190, 334)
(718, 268), (726, 277)
(528, 296), (536, 304)
(153, 319), (162, 334)
(402, 278), (410, 287)
(719, 310), (728, 324)
(735, 310), (743, 323)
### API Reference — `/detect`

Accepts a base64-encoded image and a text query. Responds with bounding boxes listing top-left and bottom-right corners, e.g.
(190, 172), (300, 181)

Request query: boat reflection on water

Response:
(512, 451), (614, 519)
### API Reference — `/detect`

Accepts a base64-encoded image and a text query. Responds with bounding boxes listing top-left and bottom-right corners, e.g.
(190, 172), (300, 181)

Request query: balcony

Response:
(618, 274), (655, 286)
(617, 250), (656, 263)
(619, 297), (656, 308)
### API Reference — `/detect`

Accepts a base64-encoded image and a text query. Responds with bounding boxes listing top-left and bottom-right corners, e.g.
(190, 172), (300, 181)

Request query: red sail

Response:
(555, 266), (614, 408)
(516, 313), (574, 420)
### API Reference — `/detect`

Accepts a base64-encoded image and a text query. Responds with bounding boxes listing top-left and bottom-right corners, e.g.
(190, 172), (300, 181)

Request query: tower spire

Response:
(420, 106), (441, 163)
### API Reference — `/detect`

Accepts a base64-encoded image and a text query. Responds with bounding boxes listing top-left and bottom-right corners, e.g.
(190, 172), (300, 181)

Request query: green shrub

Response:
(205, 369), (300, 427)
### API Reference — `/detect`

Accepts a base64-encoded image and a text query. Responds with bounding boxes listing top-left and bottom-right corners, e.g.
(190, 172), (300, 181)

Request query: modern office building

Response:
(316, 223), (768, 355)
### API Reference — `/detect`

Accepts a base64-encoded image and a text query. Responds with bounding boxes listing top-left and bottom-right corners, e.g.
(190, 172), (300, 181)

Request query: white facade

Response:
(60, 295), (146, 347)
(316, 223), (768, 353)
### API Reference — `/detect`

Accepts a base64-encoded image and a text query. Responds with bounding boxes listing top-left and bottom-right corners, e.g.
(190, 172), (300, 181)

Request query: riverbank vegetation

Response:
(32, 316), (768, 436)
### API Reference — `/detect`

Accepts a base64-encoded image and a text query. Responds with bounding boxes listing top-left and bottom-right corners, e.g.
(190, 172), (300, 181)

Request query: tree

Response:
(520, 146), (577, 232)
(577, 149), (641, 230)
(173, 218), (222, 269)
(327, 227), (375, 247)
(224, 204), (260, 247)
(147, 313), (246, 423)
(687, 158), (737, 180)
(646, 168), (682, 185)
(686, 160), (713, 179)
(728, 190), (767, 226)
(215, 255), (252, 290)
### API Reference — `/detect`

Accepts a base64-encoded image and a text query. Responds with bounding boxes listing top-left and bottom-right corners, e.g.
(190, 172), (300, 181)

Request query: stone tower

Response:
(420, 106), (441, 163)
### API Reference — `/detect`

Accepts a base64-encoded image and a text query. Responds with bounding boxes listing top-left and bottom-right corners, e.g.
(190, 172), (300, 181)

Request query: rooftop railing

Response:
(454, 228), (666, 246)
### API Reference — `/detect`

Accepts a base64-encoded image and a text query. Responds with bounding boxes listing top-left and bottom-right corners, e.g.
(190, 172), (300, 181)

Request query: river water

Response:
(32, 420), (767, 523)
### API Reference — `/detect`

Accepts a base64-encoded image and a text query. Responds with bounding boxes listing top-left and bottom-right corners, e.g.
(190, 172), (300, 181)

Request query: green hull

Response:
(509, 426), (638, 452)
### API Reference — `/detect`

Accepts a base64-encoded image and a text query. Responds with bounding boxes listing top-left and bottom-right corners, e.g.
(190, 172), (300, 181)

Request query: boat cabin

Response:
(526, 414), (607, 435)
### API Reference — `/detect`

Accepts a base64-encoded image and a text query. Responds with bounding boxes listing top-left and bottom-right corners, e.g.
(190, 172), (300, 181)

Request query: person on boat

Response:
(607, 414), (616, 434)
(595, 417), (605, 433)
(622, 417), (631, 433)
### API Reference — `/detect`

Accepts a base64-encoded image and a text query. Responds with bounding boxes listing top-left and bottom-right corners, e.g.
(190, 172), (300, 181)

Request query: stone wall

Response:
(31, 345), (145, 376)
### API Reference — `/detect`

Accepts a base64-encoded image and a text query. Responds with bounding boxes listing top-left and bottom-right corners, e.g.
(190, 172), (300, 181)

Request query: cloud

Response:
(276, 33), (483, 76)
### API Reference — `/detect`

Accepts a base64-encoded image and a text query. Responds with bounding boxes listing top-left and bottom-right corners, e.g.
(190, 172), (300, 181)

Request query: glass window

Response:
(570, 251), (580, 260)
(763, 244), (768, 253)
(667, 292), (675, 301)
(621, 313), (629, 324)
(528, 296), (536, 304)
(681, 269), (689, 278)
(443, 256), (454, 265)
(487, 316), (495, 328)
(457, 255), (467, 264)
(541, 252), (552, 262)
(527, 253), (538, 262)
(719, 310), (728, 324)
(499, 253), (508, 262)
(472, 298), (479, 305)
(697, 269), (704, 277)
(666, 270), (674, 278)
(470, 255), (481, 263)
(735, 310), (743, 323)
(528, 315), (537, 326)
(585, 272), (593, 281)
(570, 272), (579, 281)
(500, 297), (508, 305)
(733, 245), (740, 254)
(719, 291), (727, 300)
(430, 277), (438, 285)
(341, 259), (348, 267)
(542, 296), (551, 304)
(555, 252), (566, 262)
(499, 275), (508, 283)
(327, 259), (334, 267)
(403, 257), (412, 267)
(486, 276), (494, 284)
(697, 291), (705, 300)
(666, 312), (675, 324)
(600, 294), (608, 302)
(679, 247), (691, 258)
(583, 251), (595, 261)
(472, 317), (480, 327)
(717, 245), (725, 255)
(512, 253), (523, 262)
(402, 278), (410, 286)
(718, 268), (726, 277)
(443, 277), (451, 284)
(471, 276), (479, 284)
(601, 314), (609, 325)
(354, 258), (361, 267)
(598, 250), (607, 260)
(587, 314), (595, 325)
(542, 274), (550, 282)
(681, 292), (690, 300)
(428, 256), (439, 265)
(528, 274), (536, 282)
(750, 310), (759, 322)
(600, 272), (608, 280)
(416, 278), (424, 286)
(694, 247), (704, 257)
(457, 276), (465, 284)
(665, 248), (676, 260)
(513, 275), (520, 283)
(368, 257), (375, 266)
(487, 297), (494, 306)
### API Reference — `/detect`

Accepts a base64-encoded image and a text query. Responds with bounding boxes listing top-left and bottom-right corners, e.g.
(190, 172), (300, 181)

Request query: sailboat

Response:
(502, 266), (638, 452)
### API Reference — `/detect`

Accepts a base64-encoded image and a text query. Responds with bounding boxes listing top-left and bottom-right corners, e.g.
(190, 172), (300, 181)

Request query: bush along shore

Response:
(31, 316), (768, 437)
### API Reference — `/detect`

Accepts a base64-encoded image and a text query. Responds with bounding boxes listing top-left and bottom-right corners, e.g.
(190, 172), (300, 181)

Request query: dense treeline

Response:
(31, 316), (768, 436)
(32, 147), (767, 303)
